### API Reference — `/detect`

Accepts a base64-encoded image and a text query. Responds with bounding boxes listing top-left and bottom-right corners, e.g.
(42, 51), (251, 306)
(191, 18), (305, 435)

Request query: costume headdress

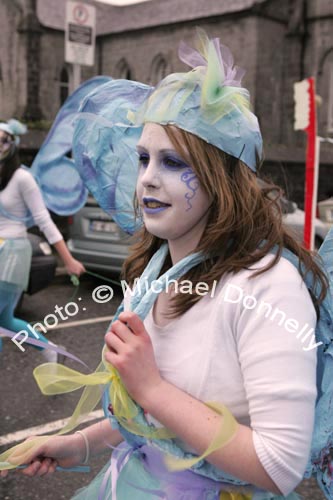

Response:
(72, 30), (262, 235)
(0, 119), (27, 145)
(133, 29), (262, 171)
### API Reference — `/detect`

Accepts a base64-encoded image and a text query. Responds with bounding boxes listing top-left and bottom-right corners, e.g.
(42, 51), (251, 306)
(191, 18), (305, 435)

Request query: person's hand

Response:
(64, 257), (85, 276)
(104, 311), (163, 408)
(0, 433), (86, 478)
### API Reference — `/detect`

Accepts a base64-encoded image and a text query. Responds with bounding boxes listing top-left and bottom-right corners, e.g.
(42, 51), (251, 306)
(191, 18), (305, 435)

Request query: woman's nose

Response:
(140, 161), (161, 189)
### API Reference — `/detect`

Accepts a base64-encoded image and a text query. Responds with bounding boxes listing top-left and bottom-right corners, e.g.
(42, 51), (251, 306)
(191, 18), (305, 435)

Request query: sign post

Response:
(294, 77), (319, 250)
(65, 1), (96, 90)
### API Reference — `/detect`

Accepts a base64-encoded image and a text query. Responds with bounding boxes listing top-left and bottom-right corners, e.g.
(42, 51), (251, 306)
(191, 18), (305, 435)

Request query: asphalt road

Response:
(0, 273), (326, 499)
(0, 272), (123, 500)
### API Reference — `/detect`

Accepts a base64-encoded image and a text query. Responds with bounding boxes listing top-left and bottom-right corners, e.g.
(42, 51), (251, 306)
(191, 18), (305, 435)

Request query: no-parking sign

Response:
(65, 1), (96, 66)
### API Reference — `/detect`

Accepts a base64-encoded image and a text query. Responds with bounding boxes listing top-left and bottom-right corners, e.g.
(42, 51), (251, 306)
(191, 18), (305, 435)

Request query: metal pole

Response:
(310, 136), (321, 250)
(72, 63), (81, 91)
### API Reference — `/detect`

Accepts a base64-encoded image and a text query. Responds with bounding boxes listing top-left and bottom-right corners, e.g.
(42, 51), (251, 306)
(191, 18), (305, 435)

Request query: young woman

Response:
(0, 33), (329, 499)
(0, 119), (85, 358)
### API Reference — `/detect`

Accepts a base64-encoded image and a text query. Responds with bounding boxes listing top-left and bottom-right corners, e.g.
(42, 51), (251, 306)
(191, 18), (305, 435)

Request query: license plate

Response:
(329, 208), (333, 222)
(90, 220), (119, 234)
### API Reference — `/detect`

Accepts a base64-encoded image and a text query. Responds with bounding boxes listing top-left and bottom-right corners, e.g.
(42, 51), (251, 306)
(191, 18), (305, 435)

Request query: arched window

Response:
(115, 59), (132, 80)
(59, 66), (69, 105)
(150, 54), (169, 86)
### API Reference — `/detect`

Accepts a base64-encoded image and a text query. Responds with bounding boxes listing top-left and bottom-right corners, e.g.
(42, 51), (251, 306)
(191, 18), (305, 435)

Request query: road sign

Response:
(65, 1), (96, 66)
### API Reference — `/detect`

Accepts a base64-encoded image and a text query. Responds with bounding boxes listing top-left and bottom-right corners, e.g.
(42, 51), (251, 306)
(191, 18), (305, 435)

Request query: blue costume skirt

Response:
(0, 237), (36, 352)
(0, 238), (32, 291)
(71, 441), (302, 500)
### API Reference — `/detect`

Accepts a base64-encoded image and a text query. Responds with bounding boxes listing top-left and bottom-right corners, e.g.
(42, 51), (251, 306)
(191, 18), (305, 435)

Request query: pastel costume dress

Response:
(0, 167), (62, 351)
(72, 251), (317, 500)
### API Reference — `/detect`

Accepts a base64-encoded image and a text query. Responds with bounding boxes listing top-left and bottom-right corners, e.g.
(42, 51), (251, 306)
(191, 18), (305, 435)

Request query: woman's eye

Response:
(163, 157), (185, 169)
(138, 154), (149, 167)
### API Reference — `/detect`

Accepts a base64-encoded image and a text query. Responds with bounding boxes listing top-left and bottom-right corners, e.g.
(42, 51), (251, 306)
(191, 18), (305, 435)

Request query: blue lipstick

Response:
(142, 197), (170, 214)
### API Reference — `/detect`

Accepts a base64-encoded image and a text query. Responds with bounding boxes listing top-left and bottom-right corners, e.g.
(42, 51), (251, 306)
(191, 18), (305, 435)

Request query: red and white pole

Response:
(294, 77), (319, 250)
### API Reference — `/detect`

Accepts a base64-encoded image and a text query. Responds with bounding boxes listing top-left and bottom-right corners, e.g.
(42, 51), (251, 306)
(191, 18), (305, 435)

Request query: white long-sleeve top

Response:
(0, 168), (62, 244)
(124, 253), (318, 496)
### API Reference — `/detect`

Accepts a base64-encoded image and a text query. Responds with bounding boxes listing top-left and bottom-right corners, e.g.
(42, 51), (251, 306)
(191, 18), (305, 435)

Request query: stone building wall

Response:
(100, 17), (258, 97)
(1, 0), (332, 204)
(0, 0), (26, 119)
(305, 1), (333, 138)
(38, 29), (97, 120)
(255, 16), (288, 145)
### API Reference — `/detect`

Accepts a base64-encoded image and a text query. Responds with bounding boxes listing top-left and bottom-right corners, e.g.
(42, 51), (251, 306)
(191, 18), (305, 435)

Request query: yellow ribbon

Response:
(0, 345), (238, 472)
(164, 402), (238, 472)
(220, 493), (252, 500)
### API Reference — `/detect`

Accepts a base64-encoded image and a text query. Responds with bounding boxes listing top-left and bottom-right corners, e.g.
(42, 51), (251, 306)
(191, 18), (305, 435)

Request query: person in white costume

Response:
(0, 119), (85, 359)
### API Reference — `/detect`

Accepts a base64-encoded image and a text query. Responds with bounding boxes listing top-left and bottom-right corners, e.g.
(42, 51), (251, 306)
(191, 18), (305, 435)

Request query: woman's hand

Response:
(104, 311), (163, 408)
(53, 240), (86, 276)
(64, 257), (85, 276)
(0, 433), (86, 478)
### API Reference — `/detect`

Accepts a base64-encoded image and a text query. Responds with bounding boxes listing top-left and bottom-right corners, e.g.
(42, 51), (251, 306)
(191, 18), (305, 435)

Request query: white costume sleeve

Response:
(19, 169), (63, 244)
(233, 256), (317, 495)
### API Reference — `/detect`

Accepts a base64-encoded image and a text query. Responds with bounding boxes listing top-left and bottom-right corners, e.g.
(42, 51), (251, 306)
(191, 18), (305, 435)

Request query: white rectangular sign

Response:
(65, 1), (96, 66)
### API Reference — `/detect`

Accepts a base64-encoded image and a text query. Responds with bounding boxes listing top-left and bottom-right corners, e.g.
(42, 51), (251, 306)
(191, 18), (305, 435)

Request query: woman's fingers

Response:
(110, 319), (133, 342)
(21, 459), (42, 477)
(105, 328), (125, 353)
(118, 312), (147, 337)
(46, 459), (58, 475)
(21, 457), (57, 477)
(36, 457), (53, 476)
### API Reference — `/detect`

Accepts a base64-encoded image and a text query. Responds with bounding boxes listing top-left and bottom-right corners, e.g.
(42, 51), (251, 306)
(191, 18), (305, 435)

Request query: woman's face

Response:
(0, 130), (14, 161)
(136, 123), (212, 245)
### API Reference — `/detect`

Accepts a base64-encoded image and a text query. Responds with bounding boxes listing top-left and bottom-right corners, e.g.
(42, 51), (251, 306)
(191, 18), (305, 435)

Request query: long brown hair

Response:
(123, 125), (328, 317)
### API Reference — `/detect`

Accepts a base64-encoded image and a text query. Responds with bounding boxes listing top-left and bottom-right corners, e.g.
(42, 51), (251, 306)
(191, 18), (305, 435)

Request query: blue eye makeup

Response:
(138, 152), (149, 167)
(136, 148), (190, 172)
(161, 154), (189, 170)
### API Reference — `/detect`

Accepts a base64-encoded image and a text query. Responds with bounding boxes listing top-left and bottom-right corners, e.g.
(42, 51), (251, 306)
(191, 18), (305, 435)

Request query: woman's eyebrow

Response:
(136, 145), (148, 152)
(159, 149), (179, 155)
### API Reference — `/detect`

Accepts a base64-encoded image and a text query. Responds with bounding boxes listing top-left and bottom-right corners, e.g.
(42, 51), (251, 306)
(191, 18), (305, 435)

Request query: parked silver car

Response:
(282, 200), (328, 248)
(317, 197), (333, 232)
(67, 184), (329, 273)
(257, 179), (329, 248)
(67, 196), (133, 274)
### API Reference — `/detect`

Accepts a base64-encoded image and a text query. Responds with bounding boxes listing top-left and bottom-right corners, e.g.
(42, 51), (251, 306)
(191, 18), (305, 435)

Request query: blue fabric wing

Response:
(72, 79), (154, 234)
(3, 78), (152, 232)
(304, 226), (333, 499)
(30, 76), (112, 215)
